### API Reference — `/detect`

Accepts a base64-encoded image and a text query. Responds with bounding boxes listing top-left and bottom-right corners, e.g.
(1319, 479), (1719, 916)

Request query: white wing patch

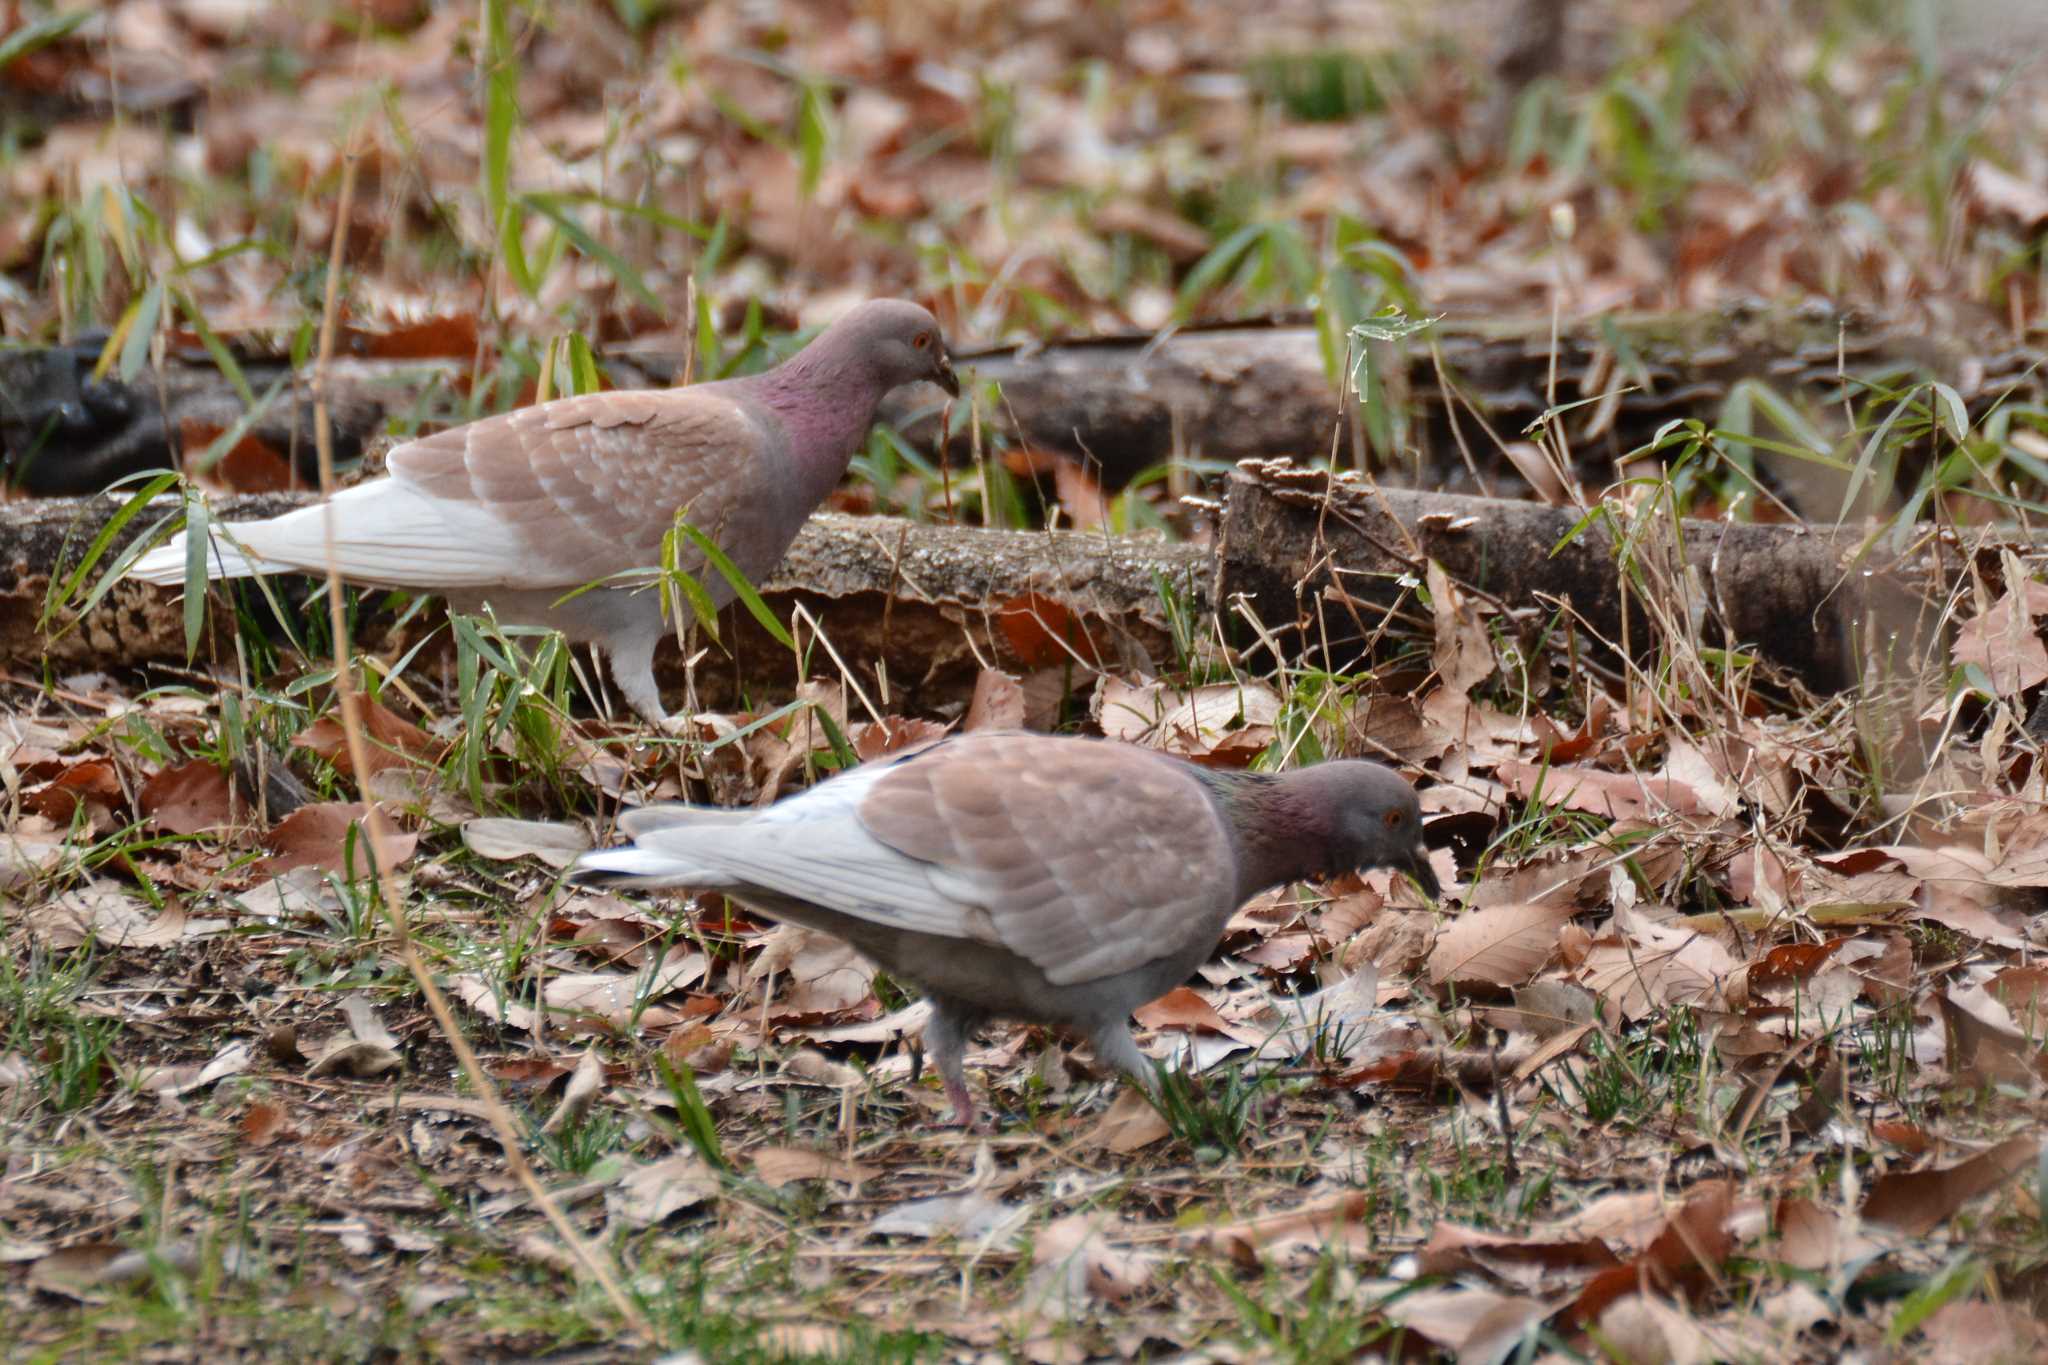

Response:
(616, 768), (993, 944)
(224, 483), (560, 588)
(128, 483), (561, 590)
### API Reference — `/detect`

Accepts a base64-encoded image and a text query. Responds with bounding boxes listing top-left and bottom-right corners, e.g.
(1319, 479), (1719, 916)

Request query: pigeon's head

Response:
(1299, 760), (1438, 900)
(832, 299), (960, 399)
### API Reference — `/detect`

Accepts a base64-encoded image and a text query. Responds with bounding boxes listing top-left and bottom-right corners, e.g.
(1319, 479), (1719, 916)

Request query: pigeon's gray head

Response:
(1292, 760), (1438, 899)
(825, 299), (960, 398)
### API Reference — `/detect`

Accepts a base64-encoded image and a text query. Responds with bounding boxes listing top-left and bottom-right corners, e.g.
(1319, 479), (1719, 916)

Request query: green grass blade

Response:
(171, 285), (255, 408)
(117, 281), (166, 383)
(182, 496), (209, 658)
(185, 375), (287, 474)
(518, 193), (661, 313)
(40, 471), (183, 634)
(0, 9), (89, 67)
(670, 519), (794, 650)
(565, 332), (602, 396)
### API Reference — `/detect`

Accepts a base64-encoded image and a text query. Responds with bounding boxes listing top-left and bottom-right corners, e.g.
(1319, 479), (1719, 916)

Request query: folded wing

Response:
(129, 388), (780, 592)
(596, 736), (1237, 988)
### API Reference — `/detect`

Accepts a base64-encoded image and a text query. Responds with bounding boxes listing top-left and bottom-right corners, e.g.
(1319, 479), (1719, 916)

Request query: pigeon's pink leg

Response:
(942, 1075), (983, 1131)
(925, 1000), (988, 1130)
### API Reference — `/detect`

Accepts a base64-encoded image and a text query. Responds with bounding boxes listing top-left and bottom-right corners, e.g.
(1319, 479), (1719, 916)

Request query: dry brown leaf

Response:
(997, 593), (1102, 669)
(306, 1038), (402, 1079)
(254, 803), (416, 877)
(1578, 911), (1738, 1018)
(461, 818), (591, 868)
(1421, 560), (1494, 729)
(1770, 1195), (1882, 1273)
(781, 1048), (864, 1090)
(1571, 1180), (1734, 1323)
(963, 668), (1026, 732)
(1416, 1221), (1620, 1281)
(0, 832), (67, 893)
(1953, 580), (2048, 696)
(1379, 1285), (1554, 1358)
(1132, 986), (1231, 1033)
(1351, 694), (1453, 765)
(307, 998), (403, 1078)
(133, 1041), (252, 1098)
(1939, 989), (2048, 1088)
(1497, 759), (1708, 821)
(137, 759), (236, 834)
(750, 1145), (878, 1189)
(541, 1048), (607, 1136)
(1964, 159), (2048, 230)
(607, 1152), (719, 1229)
(1500, 439), (1572, 505)
(1094, 676), (1280, 766)
(1079, 1089), (1171, 1154)
(25, 885), (227, 949)
(240, 1101), (289, 1148)
(1340, 905), (1436, 976)
(1023, 1212), (1153, 1316)
(1748, 938), (1850, 986)
(870, 1193), (1027, 1242)
(853, 716), (950, 761)
(1917, 1300), (2048, 1365)
(23, 760), (124, 828)
(1992, 964), (2048, 1021)
(1427, 903), (1572, 988)
(753, 927), (876, 1022)
(545, 949), (708, 1027)
(449, 974), (539, 1032)
(1502, 980), (1600, 1038)
(1862, 1136), (2043, 1236)
(1183, 1190), (1372, 1268)
(291, 700), (441, 776)
(1597, 1294), (1715, 1365)
(1471, 845), (1613, 910)
(1050, 456), (1110, 530)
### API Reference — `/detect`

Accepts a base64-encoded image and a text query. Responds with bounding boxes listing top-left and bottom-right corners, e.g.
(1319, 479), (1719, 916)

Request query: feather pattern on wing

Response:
(599, 766), (987, 943)
(857, 735), (1238, 985)
(129, 387), (795, 592)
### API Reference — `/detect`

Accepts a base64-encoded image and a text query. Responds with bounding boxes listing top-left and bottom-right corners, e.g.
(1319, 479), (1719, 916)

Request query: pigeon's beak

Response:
(1405, 846), (1441, 902)
(934, 352), (961, 399)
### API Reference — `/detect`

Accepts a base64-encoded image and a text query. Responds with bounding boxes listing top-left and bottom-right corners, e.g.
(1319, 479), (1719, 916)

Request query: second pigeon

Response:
(572, 731), (1438, 1125)
(127, 300), (958, 726)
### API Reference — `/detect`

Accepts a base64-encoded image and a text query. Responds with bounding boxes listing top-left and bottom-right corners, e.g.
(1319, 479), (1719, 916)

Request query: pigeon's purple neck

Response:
(1203, 770), (1338, 899)
(752, 341), (885, 507)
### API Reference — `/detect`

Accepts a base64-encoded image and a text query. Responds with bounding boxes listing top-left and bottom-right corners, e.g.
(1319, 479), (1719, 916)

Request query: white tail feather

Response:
(568, 846), (734, 889)
(124, 483), (545, 590)
(128, 535), (291, 585)
(616, 804), (754, 837)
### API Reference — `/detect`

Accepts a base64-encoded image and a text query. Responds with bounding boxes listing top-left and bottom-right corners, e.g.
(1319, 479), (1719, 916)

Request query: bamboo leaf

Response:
(518, 193), (661, 313)
(0, 9), (88, 68)
(118, 280), (165, 382)
(185, 376), (287, 474)
(1931, 382), (1969, 443)
(40, 471), (183, 635)
(658, 526), (723, 645)
(671, 519), (795, 650)
(171, 285), (255, 407)
(182, 498), (209, 658)
(565, 332), (602, 395)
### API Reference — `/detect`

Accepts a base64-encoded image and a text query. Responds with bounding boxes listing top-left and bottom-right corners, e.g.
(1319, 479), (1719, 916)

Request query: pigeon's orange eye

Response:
(913, 332), (932, 350)
(1384, 809), (1405, 829)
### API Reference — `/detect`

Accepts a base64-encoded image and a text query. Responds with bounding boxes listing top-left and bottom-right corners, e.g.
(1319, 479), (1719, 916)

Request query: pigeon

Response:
(126, 300), (958, 726)
(570, 732), (1437, 1125)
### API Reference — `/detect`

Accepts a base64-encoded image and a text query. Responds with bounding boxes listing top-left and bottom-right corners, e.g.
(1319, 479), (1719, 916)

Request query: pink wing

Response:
(858, 735), (1237, 985)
